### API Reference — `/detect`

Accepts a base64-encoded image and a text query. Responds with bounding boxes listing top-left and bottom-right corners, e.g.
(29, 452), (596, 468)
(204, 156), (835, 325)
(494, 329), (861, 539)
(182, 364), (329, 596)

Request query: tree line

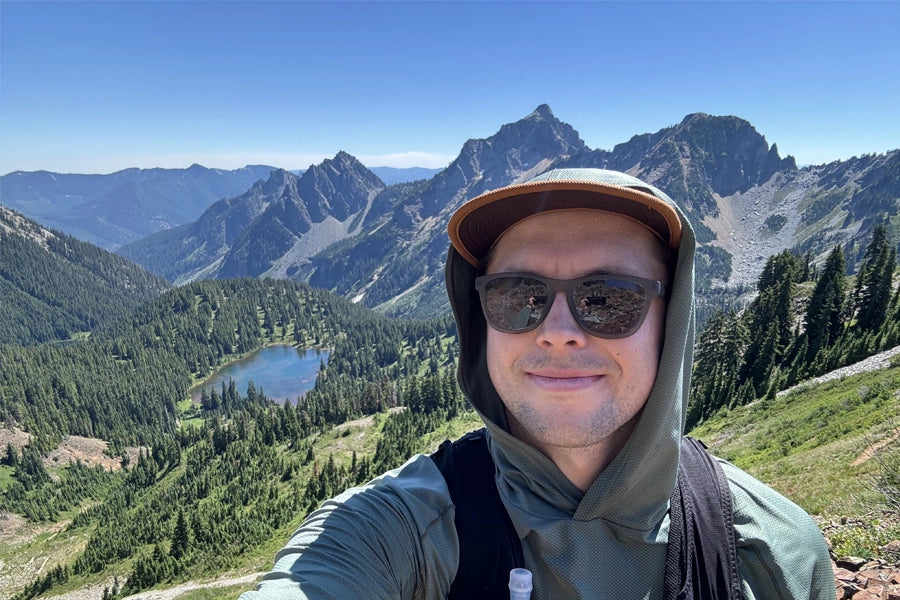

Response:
(688, 224), (898, 428)
(0, 277), (456, 453)
(8, 360), (467, 599)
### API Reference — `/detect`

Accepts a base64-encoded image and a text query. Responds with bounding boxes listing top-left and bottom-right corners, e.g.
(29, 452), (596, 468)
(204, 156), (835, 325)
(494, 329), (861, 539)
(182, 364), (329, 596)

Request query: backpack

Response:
(430, 429), (742, 599)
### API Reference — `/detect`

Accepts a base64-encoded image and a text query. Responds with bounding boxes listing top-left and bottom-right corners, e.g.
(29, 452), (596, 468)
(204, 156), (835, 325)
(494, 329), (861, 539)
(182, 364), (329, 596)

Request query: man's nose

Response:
(536, 291), (588, 347)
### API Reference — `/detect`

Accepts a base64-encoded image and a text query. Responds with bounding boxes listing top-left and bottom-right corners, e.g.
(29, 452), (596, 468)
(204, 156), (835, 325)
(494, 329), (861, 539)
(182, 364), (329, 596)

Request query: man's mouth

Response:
(526, 371), (603, 391)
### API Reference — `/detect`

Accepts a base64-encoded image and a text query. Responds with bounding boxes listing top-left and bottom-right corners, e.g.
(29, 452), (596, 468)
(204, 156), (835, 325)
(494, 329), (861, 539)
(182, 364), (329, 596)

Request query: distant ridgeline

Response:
(3, 107), (895, 328)
(102, 106), (898, 327)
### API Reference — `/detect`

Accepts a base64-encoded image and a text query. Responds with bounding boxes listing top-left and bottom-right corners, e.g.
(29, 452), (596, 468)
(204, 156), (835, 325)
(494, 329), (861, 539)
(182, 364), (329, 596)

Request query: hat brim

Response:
(448, 179), (683, 267)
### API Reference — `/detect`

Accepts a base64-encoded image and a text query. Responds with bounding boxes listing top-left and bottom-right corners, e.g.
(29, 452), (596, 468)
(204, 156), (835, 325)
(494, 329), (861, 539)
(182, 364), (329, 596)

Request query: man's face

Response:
(484, 209), (668, 455)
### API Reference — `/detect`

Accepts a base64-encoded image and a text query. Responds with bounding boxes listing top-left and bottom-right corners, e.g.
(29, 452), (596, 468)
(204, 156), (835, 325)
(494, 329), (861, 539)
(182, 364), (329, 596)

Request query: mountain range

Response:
(0, 165), (441, 251)
(3, 105), (898, 320)
(0, 164), (275, 250)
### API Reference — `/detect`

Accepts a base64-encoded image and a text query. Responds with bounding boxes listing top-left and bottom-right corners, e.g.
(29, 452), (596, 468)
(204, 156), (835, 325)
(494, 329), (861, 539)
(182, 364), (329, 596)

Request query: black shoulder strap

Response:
(430, 428), (524, 600)
(434, 432), (741, 600)
(664, 436), (743, 600)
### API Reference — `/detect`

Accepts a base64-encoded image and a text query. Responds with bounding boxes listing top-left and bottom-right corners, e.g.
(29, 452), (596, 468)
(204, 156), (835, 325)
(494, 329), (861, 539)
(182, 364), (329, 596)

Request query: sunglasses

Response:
(474, 272), (667, 339)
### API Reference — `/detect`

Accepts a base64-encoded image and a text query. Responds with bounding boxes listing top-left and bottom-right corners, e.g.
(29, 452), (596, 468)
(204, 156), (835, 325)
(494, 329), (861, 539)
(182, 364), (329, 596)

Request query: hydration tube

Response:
(508, 568), (533, 600)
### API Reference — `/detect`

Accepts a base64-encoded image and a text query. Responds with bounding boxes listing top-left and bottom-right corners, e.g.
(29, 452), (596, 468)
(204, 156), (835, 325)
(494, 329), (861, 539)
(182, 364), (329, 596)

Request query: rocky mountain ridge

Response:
(118, 106), (898, 318)
(6, 105), (897, 319)
(116, 152), (386, 284)
(298, 106), (897, 317)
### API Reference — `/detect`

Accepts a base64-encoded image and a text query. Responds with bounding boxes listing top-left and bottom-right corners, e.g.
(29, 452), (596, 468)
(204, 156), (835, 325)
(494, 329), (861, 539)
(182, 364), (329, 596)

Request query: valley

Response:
(1, 106), (898, 599)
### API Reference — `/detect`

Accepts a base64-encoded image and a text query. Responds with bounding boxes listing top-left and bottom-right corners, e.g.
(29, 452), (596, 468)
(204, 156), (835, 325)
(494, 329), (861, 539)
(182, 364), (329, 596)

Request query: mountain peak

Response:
(662, 113), (795, 196)
(529, 104), (554, 120)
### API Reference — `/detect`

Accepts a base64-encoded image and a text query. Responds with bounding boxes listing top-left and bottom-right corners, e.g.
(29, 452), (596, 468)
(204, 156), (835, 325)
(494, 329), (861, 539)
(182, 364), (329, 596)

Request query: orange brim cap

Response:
(448, 168), (683, 267)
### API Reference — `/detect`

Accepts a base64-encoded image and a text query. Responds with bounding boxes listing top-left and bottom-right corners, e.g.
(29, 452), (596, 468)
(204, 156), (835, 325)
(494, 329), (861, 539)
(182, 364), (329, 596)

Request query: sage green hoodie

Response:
(241, 172), (833, 599)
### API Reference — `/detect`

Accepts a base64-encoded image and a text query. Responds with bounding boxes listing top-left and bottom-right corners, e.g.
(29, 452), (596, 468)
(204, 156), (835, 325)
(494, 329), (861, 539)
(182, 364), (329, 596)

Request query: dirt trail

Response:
(43, 573), (263, 600)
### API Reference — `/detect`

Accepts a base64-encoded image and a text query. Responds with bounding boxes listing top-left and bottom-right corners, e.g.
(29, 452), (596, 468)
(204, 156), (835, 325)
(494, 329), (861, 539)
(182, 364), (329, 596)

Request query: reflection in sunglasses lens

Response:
(575, 280), (644, 335)
(484, 276), (647, 336)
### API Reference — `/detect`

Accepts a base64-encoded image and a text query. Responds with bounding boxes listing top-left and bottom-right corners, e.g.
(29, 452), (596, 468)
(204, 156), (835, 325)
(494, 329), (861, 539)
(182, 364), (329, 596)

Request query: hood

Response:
(445, 175), (696, 533)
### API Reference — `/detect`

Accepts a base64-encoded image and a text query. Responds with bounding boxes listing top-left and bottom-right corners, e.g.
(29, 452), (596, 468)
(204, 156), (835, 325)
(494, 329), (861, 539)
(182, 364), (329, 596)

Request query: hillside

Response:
(2, 356), (897, 600)
(0, 206), (171, 345)
(0, 316), (464, 600)
(0, 275), (458, 451)
(691, 352), (900, 517)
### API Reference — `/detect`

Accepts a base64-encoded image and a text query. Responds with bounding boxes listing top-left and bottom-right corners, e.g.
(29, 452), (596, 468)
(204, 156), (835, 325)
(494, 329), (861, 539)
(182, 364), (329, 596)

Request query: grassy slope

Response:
(690, 363), (899, 517)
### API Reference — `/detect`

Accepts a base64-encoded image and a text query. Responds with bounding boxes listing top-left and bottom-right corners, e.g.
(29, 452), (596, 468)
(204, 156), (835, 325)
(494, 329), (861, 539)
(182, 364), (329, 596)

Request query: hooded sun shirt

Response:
(241, 170), (834, 600)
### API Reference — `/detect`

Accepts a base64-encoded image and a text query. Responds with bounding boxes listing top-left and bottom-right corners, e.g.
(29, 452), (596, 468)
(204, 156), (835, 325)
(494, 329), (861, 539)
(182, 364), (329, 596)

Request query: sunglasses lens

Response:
(481, 276), (550, 332)
(479, 275), (652, 337)
(573, 279), (647, 336)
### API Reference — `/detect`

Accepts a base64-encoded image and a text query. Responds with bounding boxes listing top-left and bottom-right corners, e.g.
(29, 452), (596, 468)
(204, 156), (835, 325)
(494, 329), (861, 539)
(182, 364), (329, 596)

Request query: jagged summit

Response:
(118, 153), (385, 283)
(5, 107), (893, 320)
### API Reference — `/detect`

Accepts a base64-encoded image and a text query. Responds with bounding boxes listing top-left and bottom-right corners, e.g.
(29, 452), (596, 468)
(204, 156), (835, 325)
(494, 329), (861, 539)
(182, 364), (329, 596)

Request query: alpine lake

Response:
(189, 344), (330, 406)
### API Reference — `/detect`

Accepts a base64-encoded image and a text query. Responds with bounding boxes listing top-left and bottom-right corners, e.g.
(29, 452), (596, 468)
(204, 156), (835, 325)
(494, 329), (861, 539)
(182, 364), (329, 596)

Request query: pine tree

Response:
(170, 509), (190, 560)
(804, 245), (847, 365)
(15, 444), (51, 490)
(2, 442), (18, 467)
(853, 224), (895, 332)
(688, 310), (748, 428)
(739, 251), (798, 395)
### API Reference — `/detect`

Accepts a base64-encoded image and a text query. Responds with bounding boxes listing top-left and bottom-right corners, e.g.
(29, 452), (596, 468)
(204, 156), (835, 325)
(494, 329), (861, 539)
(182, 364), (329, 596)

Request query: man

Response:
(241, 169), (833, 599)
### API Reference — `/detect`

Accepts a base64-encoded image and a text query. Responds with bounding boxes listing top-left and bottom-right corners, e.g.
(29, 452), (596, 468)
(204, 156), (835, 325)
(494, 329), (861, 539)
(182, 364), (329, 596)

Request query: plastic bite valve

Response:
(508, 567), (533, 600)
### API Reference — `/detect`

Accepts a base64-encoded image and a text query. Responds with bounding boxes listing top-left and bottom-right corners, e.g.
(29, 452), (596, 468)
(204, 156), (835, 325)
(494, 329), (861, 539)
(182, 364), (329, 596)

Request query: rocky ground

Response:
(703, 169), (818, 289)
(829, 536), (900, 600)
(779, 346), (900, 398)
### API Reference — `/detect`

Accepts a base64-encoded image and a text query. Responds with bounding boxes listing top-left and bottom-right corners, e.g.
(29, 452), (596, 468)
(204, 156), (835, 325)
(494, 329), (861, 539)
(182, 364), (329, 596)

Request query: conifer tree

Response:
(804, 245), (847, 365)
(739, 251), (798, 395)
(15, 445), (51, 490)
(170, 509), (190, 560)
(2, 442), (18, 467)
(853, 224), (895, 332)
(687, 309), (748, 428)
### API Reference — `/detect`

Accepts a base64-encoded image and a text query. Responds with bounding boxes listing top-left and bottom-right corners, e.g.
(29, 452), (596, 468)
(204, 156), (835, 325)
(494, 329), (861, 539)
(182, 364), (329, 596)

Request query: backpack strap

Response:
(430, 428), (524, 599)
(434, 432), (741, 600)
(664, 436), (743, 600)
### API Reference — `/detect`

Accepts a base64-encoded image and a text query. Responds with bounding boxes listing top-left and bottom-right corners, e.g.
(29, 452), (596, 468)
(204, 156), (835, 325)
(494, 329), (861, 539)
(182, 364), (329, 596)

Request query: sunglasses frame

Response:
(474, 272), (667, 339)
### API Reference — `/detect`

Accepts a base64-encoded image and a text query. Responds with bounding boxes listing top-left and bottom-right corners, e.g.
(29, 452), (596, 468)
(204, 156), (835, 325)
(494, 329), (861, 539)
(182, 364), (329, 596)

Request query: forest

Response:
(0, 218), (171, 345)
(0, 224), (897, 599)
(688, 224), (899, 427)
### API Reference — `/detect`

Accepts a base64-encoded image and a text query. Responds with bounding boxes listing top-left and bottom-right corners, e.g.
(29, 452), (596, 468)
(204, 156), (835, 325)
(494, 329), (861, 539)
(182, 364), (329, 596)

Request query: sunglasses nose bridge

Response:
(536, 287), (588, 342)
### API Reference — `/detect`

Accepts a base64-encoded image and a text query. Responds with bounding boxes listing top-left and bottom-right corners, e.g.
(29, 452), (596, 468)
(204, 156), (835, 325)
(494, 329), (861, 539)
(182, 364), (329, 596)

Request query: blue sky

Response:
(1, 1), (898, 175)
